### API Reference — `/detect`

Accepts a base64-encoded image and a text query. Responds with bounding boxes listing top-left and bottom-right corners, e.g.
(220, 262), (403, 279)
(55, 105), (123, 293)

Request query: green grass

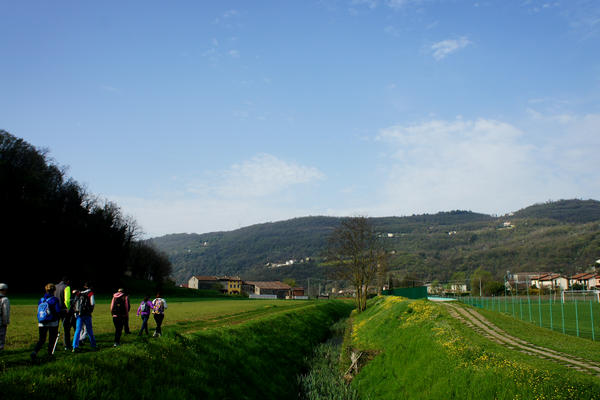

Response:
(464, 296), (600, 340)
(2, 297), (314, 352)
(1, 299), (354, 399)
(344, 296), (600, 400)
(474, 305), (600, 363)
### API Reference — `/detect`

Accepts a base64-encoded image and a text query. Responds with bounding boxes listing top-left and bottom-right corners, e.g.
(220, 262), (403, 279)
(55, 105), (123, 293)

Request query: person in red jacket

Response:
(110, 288), (130, 347)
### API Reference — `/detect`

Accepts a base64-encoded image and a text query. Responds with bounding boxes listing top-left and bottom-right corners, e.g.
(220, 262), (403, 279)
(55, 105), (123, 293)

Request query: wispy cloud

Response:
(111, 154), (325, 236)
(373, 113), (600, 217)
(430, 36), (471, 60)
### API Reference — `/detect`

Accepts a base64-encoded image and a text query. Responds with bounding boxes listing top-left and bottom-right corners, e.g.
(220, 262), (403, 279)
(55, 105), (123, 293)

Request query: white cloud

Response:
(430, 36), (471, 60)
(374, 114), (600, 217)
(110, 154), (325, 236)
(215, 154), (325, 198)
(228, 49), (240, 58)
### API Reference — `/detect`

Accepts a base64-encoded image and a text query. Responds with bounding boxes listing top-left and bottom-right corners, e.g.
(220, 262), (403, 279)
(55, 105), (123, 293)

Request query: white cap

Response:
(0, 283), (7, 290)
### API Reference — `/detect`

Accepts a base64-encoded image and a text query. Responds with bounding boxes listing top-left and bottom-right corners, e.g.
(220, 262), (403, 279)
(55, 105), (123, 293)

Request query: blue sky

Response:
(1, 0), (599, 236)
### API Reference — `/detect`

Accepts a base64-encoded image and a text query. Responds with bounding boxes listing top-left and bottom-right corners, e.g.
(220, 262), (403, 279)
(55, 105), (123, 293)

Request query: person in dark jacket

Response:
(110, 288), (130, 346)
(0, 283), (9, 352)
(54, 277), (71, 350)
(137, 296), (153, 336)
(31, 283), (62, 360)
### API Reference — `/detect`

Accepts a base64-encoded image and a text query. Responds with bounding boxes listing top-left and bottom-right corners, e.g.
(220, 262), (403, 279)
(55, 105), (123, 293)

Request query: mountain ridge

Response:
(151, 199), (600, 285)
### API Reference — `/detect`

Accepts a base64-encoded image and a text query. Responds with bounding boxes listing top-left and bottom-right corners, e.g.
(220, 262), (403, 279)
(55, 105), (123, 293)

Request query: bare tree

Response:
(326, 217), (382, 312)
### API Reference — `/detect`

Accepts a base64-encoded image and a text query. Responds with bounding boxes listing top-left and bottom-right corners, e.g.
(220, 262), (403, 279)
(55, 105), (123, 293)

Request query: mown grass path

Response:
(445, 302), (600, 376)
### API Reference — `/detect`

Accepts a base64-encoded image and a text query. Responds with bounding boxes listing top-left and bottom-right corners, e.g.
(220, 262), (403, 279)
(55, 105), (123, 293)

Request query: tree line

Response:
(0, 130), (171, 291)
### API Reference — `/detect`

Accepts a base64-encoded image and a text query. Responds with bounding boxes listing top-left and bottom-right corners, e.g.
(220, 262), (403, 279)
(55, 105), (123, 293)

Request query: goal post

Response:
(561, 290), (600, 303)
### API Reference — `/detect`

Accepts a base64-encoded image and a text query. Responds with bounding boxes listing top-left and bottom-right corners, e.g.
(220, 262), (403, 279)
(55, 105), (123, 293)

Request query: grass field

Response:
(2, 296), (319, 354)
(344, 297), (600, 399)
(462, 296), (600, 339)
(0, 297), (353, 399)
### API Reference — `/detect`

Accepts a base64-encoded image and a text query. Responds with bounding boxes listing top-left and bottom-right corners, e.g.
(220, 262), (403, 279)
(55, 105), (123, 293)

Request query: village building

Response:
(243, 281), (292, 299)
(569, 272), (599, 290)
(188, 275), (220, 290)
(219, 276), (242, 295)
(531, 273), (568, 290)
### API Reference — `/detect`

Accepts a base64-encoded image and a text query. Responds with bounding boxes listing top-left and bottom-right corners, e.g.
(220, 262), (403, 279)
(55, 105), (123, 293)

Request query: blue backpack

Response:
(37, 297), (55, 323)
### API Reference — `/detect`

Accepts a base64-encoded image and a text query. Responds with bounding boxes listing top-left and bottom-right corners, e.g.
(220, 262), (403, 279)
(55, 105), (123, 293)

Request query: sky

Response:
(1, 0), (599, 237)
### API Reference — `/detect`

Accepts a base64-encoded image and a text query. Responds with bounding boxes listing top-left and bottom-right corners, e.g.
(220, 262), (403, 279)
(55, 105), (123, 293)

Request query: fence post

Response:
(519, 297), (523, 320)
(575, 298), (580, 337)
(538, 292), (542, 327)
(527, 286), (533, 323)
(549, 294), (553, 331)
(512, 293), (516, 317)
(590, 300), (595, 341)
(561, 298), (565, 334)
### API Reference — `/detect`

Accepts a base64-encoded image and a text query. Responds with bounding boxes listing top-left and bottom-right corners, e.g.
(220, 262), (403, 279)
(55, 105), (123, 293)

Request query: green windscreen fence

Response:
(382, 286), (428, 299)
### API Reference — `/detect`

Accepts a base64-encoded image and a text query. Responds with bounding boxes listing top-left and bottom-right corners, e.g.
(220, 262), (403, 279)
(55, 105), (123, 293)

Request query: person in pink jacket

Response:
(136, 296), (153, 336)
(110, 288), (130, 347)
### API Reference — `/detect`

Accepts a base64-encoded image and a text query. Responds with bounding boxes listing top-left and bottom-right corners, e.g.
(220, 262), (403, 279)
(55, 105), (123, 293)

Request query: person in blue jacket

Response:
(30, 283), (62, 360)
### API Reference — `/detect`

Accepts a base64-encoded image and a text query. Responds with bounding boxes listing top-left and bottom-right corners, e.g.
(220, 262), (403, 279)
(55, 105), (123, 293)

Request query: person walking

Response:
(72, 282), (97, 352)
(122, 288), (131, 335)
(137, 296), (153, 336)
(110, 288), (130, 347)
(54, 277), (71, 350)
(152, 293), (167, 337)
(31, 283), (61, 360)
(0, 283), (10, 352)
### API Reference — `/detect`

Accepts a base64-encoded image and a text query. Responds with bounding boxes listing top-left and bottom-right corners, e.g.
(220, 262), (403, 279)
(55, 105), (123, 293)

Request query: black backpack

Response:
(75, 293), (93, 314)
(111, 296), (126, 315)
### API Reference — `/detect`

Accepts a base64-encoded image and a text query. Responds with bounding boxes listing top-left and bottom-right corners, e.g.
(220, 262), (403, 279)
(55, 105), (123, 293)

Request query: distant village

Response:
(427, 271), (600, 296)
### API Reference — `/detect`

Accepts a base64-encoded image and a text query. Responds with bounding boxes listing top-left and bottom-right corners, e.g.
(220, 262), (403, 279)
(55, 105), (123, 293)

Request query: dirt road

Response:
(444, 302), (600, 376)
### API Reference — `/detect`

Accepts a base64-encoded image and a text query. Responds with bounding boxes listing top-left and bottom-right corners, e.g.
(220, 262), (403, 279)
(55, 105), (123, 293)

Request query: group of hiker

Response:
(0, 278), (168, 359)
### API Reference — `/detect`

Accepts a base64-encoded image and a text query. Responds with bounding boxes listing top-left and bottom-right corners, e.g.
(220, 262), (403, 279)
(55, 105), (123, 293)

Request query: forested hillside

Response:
(152, 202), (600, 285)
(153, 200), (600, 282)
(0, 131), (171, 291)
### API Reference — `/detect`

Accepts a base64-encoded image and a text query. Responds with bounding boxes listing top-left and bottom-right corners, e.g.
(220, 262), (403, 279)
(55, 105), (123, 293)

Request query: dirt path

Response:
(443, 302), (600, 376)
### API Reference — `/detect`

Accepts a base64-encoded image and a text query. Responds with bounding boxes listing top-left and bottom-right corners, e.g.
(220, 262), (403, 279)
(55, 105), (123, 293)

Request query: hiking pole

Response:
(52, 332), (61, 355)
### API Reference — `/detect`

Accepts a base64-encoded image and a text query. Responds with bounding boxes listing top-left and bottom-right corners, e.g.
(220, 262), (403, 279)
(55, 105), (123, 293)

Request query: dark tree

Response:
(326, 217), (383, 312)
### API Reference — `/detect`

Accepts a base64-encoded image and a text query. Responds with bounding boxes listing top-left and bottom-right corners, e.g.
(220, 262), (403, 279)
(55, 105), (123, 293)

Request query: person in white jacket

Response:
(0, 283), (9, 351)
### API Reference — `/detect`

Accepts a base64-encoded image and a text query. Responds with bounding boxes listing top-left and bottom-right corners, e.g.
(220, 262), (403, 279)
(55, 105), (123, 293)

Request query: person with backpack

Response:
(31, 283), (61, 360)
(110, 288), (130, 346)
(54, 277), (71, 350)
(72, 282), (97, 352)
(0, 283), (10, 351)
(152, 293), (167, 337)
(136, 296), (153, 336)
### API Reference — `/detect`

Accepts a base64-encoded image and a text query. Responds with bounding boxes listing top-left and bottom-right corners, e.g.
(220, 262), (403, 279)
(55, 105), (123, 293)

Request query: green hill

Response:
(151, 200), (600, 285)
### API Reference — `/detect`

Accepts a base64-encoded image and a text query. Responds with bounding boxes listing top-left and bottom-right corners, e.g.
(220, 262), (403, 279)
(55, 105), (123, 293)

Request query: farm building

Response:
(244, 281), (292, 299)
(188, 276), (220, 290)
(220, 276), (242, 295)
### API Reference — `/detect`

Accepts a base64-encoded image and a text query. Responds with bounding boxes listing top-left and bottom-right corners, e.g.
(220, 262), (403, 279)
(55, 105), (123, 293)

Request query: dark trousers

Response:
(33, 326), (59, 355)
(139, 315), (149, 335)
(63, 311), (75, 347)
(113, 316), (126, 344)
(124, 315), (130, 334)
(153, 313), (164, 334)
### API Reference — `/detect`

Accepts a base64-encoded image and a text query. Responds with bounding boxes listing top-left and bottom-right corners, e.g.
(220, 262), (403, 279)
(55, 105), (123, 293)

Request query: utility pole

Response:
(479, 278), (482, 297)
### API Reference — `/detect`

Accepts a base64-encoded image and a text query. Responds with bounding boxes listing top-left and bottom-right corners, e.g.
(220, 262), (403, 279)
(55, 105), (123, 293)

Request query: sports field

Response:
(461, 295), (600, 339)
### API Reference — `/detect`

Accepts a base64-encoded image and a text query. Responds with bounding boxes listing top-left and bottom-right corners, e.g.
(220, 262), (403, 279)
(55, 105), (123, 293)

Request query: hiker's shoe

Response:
(72, 347), (78, 353)
(113, 343), (119, 347)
